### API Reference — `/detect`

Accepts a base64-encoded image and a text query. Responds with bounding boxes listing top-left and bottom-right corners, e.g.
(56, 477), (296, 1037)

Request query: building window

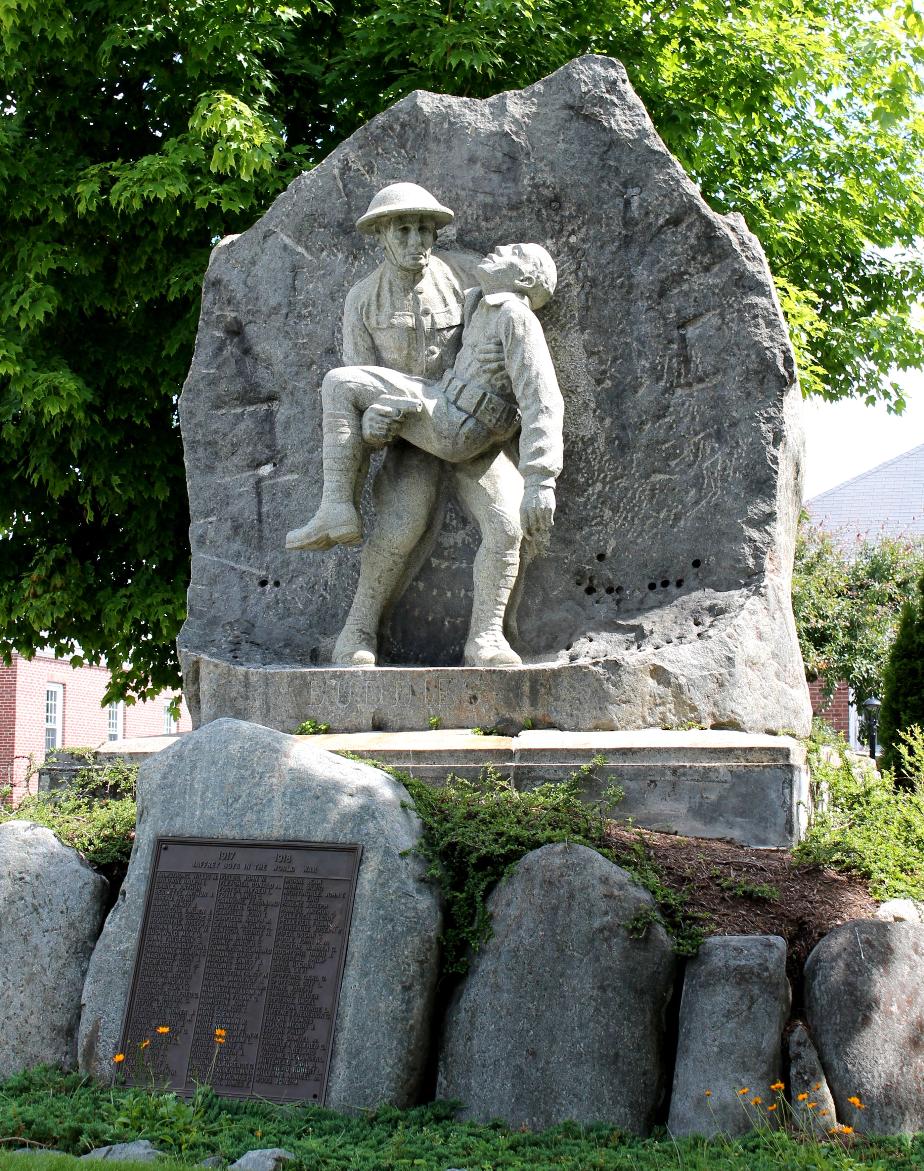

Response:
(45, 684), (64, 753)
(163, 703), (179, 735)
(107, 701), (124, 742)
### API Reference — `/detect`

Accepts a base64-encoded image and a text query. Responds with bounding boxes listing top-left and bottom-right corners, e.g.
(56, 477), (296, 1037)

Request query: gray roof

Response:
(806, 443), (924, 543)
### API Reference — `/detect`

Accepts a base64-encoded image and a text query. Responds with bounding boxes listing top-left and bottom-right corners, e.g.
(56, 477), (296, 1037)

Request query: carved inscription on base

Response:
(120, 838), (361, 1103)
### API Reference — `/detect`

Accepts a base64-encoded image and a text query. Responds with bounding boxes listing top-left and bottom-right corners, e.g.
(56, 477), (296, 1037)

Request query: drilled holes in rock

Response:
(660, 579), (670, 589)
(273, 580), (280, 588)
(258, 578), (269, 588)
(648, 582), (657, 591)
(469, 693), (478, 705)
(596, 552), (606, 562)
(675, 578), (684, 588)
(692, 558), (702, 568)
(605, 586), (615, 595)
(585, 585), (596, 596)
(309, 646), (320, 664)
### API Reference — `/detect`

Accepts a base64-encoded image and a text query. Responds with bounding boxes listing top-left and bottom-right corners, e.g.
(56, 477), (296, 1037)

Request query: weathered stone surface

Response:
(286, 728), (809, 847)
(0, 821), (108, 1079)
(668, 935), (790, 1137)
(78, 719), (442, 1111)
(788, 1022), (838, 1135)
(228, 1150), (294, 1171)
(805, 920), (924, 1134)
(437, 842), (676, 1132)
(81, 1140), (163, 1162)
(178, 54), (810, 737)
(874, 898), (921, 923)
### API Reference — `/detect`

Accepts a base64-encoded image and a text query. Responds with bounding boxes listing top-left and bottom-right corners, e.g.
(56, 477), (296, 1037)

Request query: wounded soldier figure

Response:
(286, 242), (564, 668)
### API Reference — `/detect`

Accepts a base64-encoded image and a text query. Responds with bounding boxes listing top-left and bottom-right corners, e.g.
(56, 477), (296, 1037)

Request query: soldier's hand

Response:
(521, 484), (556, 545)
(361, 403), (401, 448)
(474, 338), (505, 379)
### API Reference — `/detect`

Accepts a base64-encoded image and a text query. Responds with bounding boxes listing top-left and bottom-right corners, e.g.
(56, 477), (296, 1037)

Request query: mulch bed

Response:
(605, 824), (877, 1010)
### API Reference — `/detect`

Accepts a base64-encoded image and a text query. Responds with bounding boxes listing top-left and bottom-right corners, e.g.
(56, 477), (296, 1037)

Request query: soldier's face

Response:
(379, 215), (438, 273)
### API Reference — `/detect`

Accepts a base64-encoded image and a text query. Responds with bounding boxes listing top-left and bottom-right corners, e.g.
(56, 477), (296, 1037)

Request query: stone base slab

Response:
(182, 652), (811, 737)
(305, 728), (809, 848)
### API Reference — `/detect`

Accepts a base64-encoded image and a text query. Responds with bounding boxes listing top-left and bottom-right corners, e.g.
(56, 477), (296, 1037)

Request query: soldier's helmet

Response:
(356, 183), (454, 235)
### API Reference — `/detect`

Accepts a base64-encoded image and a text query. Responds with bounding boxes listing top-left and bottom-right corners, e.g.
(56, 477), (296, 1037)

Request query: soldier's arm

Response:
(497, 303), (564, 541)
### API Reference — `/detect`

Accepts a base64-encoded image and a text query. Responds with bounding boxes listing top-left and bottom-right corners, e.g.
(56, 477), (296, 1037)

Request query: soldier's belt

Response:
(445, 374), (519, 434)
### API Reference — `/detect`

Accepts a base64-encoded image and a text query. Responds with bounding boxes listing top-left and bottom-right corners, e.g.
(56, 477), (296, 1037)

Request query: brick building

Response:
(1, 651), (191, 803)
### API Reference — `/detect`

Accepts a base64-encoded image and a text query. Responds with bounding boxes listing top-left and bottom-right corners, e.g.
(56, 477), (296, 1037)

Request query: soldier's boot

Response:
(285, 411), (364, 550)
(332, 544), (409, 666)
(463, 548), (522, 667)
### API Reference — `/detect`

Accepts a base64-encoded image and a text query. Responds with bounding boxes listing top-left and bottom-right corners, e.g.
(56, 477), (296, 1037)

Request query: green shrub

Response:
(401, 762), (705, 974)
(796, 720), (924, 899)
(879, 572), (924, 776)
(0, 755), (138, 872)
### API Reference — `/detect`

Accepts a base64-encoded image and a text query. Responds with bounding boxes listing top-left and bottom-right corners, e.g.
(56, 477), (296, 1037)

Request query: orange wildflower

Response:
(156, 1026), (170, 1035)
(113, 1053), (125, 1064)
(751, 1097), (762, 1106)
(807, 1102), (817, 1110)
(704, 1090), (712, 1097)
(737, 1088), (749, 1096)
(770, 1081), (785, 1092)
(797, 1092), (809, 1102)
(139, 1039), (151, 1050)
(847, 1096), (866, 1109)
(767, 1104), (778, 1113)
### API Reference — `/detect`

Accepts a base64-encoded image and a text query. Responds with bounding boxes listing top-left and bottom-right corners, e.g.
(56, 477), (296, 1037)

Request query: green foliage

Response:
(0, 755), (137, 870)
(878, 573), (924, 775)
(716, 877), (780, 901)
(402, 761), (704, 973)
(792, 518), (924, 707)
(293, 719), (331, 735)
(4, 1), (924, 701)
(5, 1067), (924, 1169)
(795, 719), (924, 900)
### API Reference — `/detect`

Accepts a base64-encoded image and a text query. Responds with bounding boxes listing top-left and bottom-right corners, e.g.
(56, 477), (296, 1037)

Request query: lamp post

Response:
(862, 696), (881, 760)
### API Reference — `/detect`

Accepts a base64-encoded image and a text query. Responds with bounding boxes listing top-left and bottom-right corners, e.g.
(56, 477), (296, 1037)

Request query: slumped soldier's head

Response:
(477, 243), (557, 309)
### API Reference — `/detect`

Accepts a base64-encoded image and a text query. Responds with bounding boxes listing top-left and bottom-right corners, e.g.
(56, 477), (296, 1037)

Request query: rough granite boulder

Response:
(668, 935), (790, 1137)
(78, 719), (442, 1111)
(0, 820), (108, 1079)
(805, 920), (924, 1134)
(178, 54), (810, 737)
(436, 842), (676, 1132)
(788, 1022), (838, 1135)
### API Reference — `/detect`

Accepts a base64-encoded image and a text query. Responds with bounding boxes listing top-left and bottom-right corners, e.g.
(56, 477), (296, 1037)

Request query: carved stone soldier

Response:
(288, 183), (484, 665)
(287, 239), (563, 667)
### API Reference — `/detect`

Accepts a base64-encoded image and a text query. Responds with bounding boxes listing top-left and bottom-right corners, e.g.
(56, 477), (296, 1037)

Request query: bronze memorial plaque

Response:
(119, 838), (361, 1103)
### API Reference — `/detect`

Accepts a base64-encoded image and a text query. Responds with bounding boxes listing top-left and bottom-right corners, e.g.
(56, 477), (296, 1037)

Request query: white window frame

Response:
(163, 703), (179, 736)
(107, 700), (124, 742)
(45, 683), (64, 753)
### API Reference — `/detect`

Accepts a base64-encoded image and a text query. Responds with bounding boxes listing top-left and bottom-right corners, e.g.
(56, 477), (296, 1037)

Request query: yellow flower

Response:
(847, 1095), (866, 1109)
(767, 1104), (778, 1113)
(770, 1081), (785, 1092)
(156, 1026), (170, 1035)
(214, 1027), (227, 1039)
(255, 1131), (262, 1139)
(797, 1092), (809, 1102)
(113, 1053), (125, 1064)
(807, 1102), (817, 1110)
(139, 1039), (151, 1050)
(704, 1090), (712, 1097)
(737, 1088), (749, 1096)
(751, 1097), (762, 1106)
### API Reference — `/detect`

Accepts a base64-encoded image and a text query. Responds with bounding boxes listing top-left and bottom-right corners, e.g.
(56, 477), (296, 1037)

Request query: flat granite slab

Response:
(183, 654), (810, 738)
(94, 728), (808, 848)
(304, 729), (809, 849)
